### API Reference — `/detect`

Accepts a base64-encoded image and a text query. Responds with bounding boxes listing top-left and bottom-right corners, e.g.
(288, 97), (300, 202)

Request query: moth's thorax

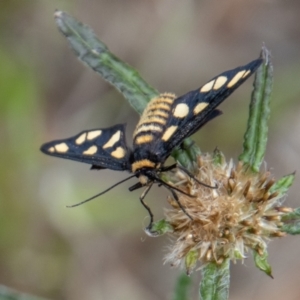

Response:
(132, 93), (176, 146)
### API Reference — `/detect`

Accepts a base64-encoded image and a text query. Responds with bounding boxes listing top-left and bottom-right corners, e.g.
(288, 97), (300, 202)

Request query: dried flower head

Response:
(164, 151), (292, 274)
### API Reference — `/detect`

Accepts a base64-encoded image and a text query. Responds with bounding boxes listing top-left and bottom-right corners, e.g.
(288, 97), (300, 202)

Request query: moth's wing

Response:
(160, 58), (263, 156)
(40, 124), (130, 171)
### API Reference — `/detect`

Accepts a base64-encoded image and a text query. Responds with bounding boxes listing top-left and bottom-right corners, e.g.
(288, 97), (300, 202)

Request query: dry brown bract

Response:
(164, 152), (291, 273)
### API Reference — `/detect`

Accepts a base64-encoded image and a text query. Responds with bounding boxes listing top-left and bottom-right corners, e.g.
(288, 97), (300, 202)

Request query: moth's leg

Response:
(139, 183), (154, 229)
(167, 187), (193, 221)
(159, 164), (177, 172)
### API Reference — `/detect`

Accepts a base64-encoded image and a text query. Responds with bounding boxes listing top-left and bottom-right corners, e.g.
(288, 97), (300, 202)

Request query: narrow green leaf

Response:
(281, 223), (300, 235)
(270, 173), (295, 195)
(185, 250), (198, 275)
(172, 148), (191, 169)
(173, 273), (193, 300)
(199, 260), (230, 300)
(281, 207), (300, 235)
(239, 46), (273, 172)
(183, 139), (202, 162)
(253, 250), (273, 278)
(145, 219), (173, 237)
(212, 148), (226, 166)
(54, 10), (158, 115)
(281, 207), (300, 222)
(171, 138), (202, 170)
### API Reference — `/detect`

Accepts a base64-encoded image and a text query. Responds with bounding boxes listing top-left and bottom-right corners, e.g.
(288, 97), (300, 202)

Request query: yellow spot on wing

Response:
(200, 80), (215, 92)
(227, 70), (246, 88)
(162, 125), (178, 141)
(242, 70), (250, 78)
(83, 145), (98, 155)
(173, 103), (189, 118)
(132, 159), (155, 172)
(48, 147), (55, 153)
(111, 147), (126, 159)
(103, 130), (121, 149)
(87, 130), (102, 140)
(54, 143), (69, 153)
(76, 133), (86, 145)
(135, 134), (153, 144)
(193, 102), (209, 115)
(213, 76), (227, 90)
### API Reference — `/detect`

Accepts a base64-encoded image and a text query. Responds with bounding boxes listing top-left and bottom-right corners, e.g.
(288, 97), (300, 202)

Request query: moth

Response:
(41, 58), (262, 228)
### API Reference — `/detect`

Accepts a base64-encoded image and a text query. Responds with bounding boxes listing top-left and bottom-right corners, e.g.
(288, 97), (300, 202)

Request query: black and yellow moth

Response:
(41, 58), (262, 227)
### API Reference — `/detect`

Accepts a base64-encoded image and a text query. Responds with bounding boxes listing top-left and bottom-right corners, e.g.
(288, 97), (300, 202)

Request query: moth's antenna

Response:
(160, 164), (217, 189)
(176, 165), (218, 189)
(151, 175), (195, 197)
(67, 174), (136, 208)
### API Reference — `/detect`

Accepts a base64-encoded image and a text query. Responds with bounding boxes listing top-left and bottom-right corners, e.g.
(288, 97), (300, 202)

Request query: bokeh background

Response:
(1, 1), (300, 299)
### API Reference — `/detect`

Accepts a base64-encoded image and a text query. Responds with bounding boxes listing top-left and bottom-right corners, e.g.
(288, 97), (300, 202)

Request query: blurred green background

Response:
(1, 1), (300, 299)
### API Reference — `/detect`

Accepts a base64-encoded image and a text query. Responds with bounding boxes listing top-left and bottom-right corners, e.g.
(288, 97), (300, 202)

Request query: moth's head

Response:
(132, 162), (161, 186)
(138, 174), (150, 186)
(136, 167), (162, 186)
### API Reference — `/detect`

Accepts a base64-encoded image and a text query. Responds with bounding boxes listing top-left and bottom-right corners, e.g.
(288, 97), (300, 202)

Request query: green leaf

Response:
(212, 148), (226, 166)
(173, 273), (193, 300)
(239, 46), (273, 172)
(199, 260), (230, 300)
(145, 219), (173, 237)
(54, 10), (158, 115)
(172, 147), (193, 170)
(281, 207), (300, 221)
(281, 223), (300, 235)
(281, 207), (300, 235)
(270, 173), (295, 195)
(253, 250), (273, 278)
(183, 139), (202, 162)
(172, 139), (201, 170)
(185, 250), (198, 275)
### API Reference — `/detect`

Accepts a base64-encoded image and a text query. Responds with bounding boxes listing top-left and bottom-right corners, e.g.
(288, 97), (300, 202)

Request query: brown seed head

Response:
(164, 153), (289, 273)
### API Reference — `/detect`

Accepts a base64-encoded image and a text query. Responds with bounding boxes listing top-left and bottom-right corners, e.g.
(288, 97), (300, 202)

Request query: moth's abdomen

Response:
(133, 93), (176, 145)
